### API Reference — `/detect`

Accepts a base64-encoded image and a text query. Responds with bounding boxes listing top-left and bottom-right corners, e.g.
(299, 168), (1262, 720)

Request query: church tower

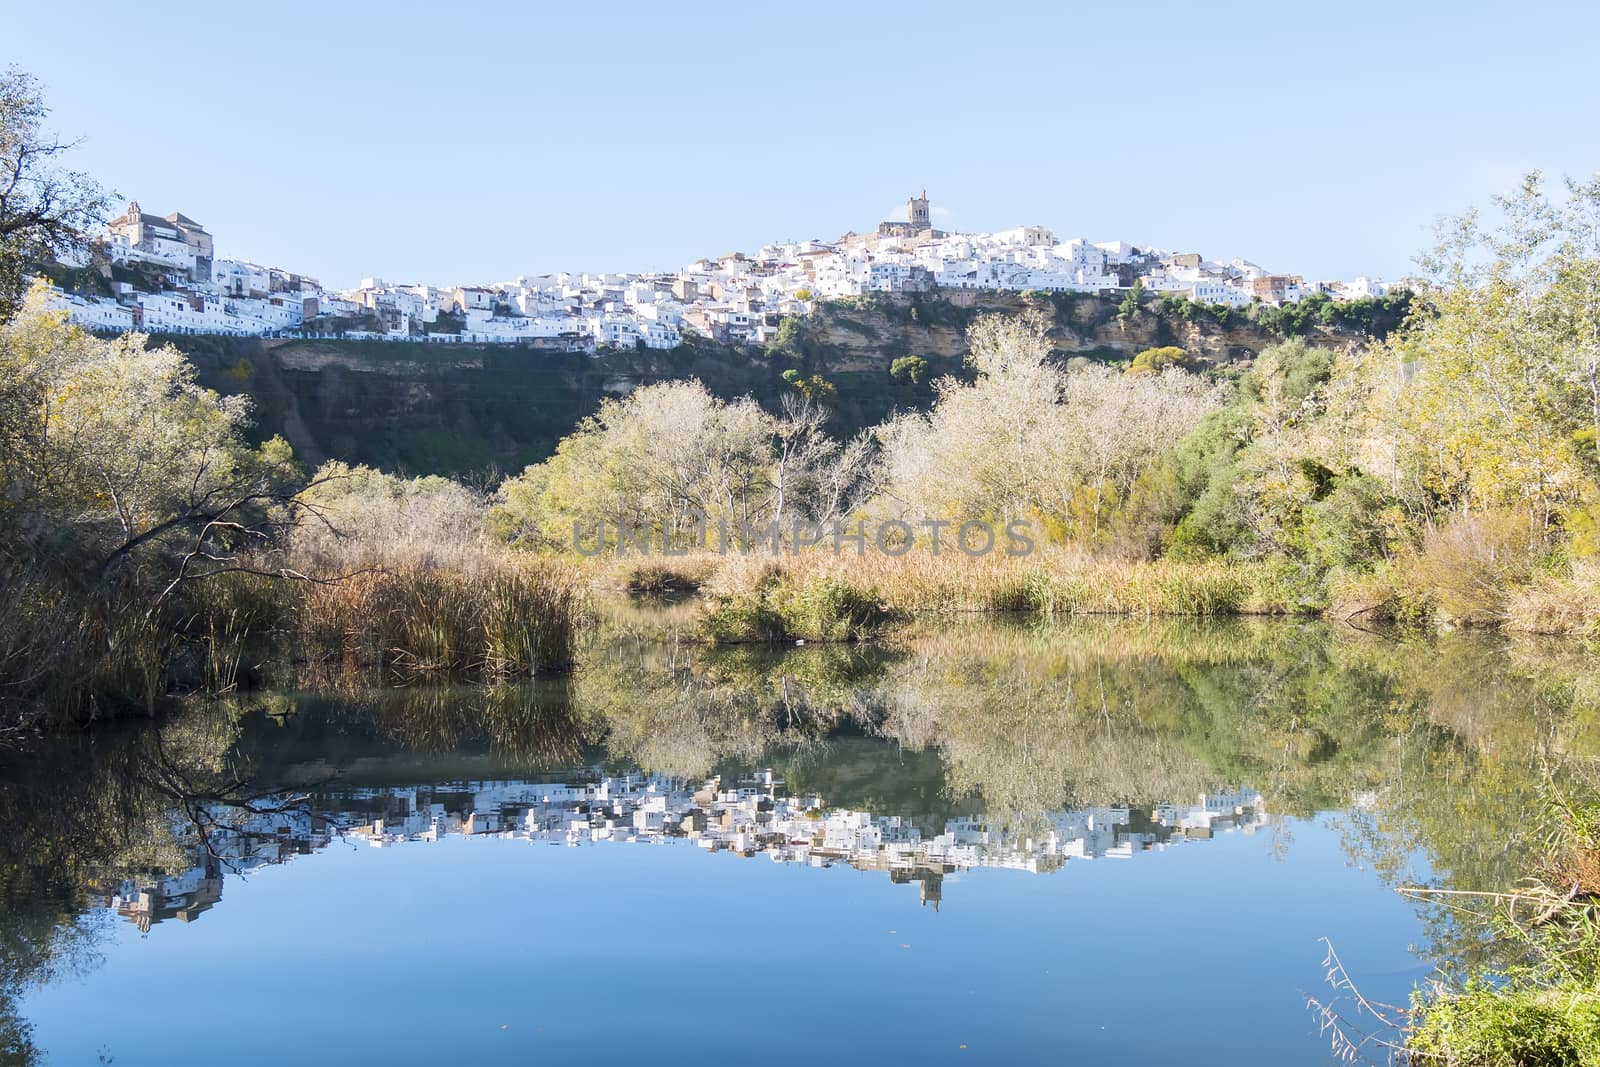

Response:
(908, 189), (930, 232)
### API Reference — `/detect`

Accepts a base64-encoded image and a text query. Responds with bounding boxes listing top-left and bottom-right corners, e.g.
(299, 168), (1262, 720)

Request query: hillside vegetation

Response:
(170, 288), (1405, 476)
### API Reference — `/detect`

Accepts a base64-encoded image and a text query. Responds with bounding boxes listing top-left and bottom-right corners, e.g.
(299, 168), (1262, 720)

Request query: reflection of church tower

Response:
(908, 190), (930, 232)
(919, 869), (942, 911)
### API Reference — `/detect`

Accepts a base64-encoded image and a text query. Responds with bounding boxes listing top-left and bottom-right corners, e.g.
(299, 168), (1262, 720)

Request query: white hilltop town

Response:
(100, 767), (1266, 929)
(41, 192), (1398, 352)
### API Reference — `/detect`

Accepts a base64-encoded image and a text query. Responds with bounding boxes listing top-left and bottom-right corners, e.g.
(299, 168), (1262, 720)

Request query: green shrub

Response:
(620, 559), (711, 596)
(775, 573), (894, 642)
(1127, 346), (1192, 375)
(699, 565), (898, 643)
(1325, 560), (1435, 624)
(699, 564), (790, 643)
(1409, 982), (1600, 1066)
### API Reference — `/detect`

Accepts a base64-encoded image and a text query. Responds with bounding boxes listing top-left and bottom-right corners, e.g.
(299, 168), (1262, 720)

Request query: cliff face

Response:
(177, 335), (805, 476)
(810, 289), (1345, 368)
(178, 336), (596, 475)
(174, 292), (1373, 477)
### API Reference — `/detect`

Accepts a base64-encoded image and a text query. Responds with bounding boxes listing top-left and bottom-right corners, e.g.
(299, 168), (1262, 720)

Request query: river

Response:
(2, 617), (1589, 1064)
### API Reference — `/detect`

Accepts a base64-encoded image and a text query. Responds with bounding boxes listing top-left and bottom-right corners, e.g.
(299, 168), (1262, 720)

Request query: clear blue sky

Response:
(8, 0), (1598, 288)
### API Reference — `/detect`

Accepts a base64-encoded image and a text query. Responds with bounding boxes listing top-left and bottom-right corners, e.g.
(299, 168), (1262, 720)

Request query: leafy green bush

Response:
(1117, 280), (1145, 320)
(1410, 983), (1600, 1066)
(700, 565), (896, 643)
(1127, 346), (1192, 375)
(1296, 474), (1397, 572)
(776, 573), (894, 642)
(889, 354), (930, 386)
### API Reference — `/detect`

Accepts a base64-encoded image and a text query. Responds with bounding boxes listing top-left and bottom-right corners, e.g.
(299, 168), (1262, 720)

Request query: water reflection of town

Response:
(105, 772), (1266, 928)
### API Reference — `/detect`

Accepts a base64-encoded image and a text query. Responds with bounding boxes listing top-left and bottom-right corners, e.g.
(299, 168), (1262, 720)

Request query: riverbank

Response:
(595, 547), (1600, 643)
(14, 539), (1600, 732)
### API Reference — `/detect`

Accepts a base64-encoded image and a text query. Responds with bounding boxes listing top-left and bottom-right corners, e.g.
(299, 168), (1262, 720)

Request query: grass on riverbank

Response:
(119, 555), (589, 705)
(682, 549), (1302, 643)
(292, 562), (584, 677)
(17, 529), (1600, 727)
(1326, 520), (1600, 637)
(1410, 984), (1600, 1064)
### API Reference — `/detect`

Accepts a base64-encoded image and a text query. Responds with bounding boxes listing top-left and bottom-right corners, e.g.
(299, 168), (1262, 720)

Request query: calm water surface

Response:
(2, 618), (1589, 1064)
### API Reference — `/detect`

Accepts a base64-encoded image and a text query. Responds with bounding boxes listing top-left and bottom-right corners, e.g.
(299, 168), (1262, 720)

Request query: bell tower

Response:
(908, 189), (930, 232)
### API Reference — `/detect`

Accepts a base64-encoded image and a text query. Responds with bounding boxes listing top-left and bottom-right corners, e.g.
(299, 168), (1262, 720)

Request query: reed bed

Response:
(691, 548), (1294, 643)
(1327, 550), (1600, 636)
(292, 562), (584, 677)
(0, 566), (199, 721)
(169, 541), (587, 690)
(245, 474), (591, 680)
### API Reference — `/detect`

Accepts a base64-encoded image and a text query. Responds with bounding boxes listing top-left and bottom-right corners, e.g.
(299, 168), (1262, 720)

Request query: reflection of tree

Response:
(0, 900), (105, 1064)
(569, 619), (1600, 874)
(0, 701), (255, 1064)
(873, 633), (1224, 826)
(359, 683), (591, 767)
(858, 621), (1415, 825)
(574, 640), (892, 778)
(1321, 632), (1600, 971)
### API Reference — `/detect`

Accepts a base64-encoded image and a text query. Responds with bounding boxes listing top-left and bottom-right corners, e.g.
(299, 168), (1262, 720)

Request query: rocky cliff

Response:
(174, 291), (1390, 477)
(810, 289), (1361, 368)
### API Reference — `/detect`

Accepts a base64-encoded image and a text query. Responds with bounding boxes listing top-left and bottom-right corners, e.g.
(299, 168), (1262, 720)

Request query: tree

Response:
(1127, 346), (1191, 375)
(1326, 173), (1600, 534)
(889, 354), (930, 386)
(770, 392), (876, 529)
(0, 69), (110, 321)
(493, 379), (877, 552)
(292, 462), (489, 569)
(0, 289), (313, 716)
(875, 312), (1064, 523)
(873, 311), (1219, 541)
(782, 368), (837, 405)
(1055, 365), (1222, 541)
(771, 315), (807, 355)
(1118, 279), (1146, 321)
(0, 289), (304, 595)
(494, 380), (776, 548)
